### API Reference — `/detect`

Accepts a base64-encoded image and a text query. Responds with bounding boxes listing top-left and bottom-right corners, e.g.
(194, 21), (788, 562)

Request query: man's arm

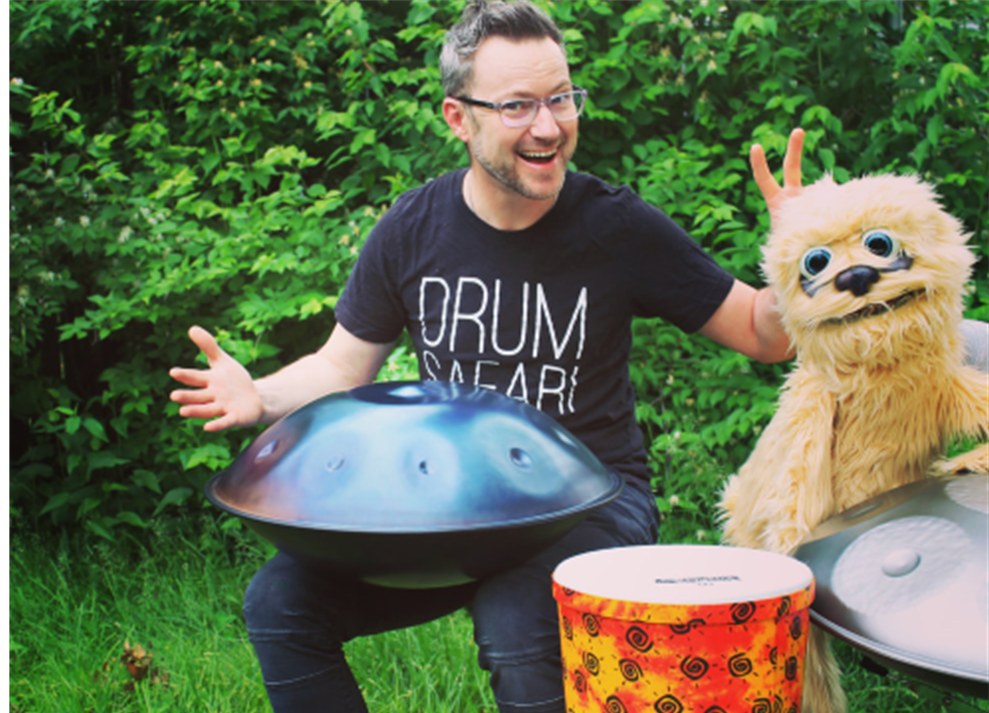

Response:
(169, 323), (393, 431)
(698, 280), (792, 363)
(698, 128), (805, 364)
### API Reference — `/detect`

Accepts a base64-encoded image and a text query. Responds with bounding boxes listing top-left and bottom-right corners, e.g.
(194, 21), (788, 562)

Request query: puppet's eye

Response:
(863, 230), (898, 258)
(800, 248), (832, 279)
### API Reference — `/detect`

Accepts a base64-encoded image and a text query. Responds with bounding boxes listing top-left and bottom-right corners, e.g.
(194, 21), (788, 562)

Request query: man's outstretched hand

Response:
(750, 127), (804, 225)
(169, 326), (264, 432)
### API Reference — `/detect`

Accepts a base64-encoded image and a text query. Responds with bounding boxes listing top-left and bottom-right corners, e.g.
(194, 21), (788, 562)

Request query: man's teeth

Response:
(520, 150), (556, 159)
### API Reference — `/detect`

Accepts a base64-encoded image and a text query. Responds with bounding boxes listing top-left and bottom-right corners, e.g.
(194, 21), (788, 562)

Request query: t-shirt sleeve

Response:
(597, 187), (735, 333)
(334, 208), (409, 344)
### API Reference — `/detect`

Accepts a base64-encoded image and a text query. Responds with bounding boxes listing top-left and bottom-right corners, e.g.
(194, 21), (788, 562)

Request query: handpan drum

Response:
(792, 473), (988, 697)
(205, 381), (622, 589)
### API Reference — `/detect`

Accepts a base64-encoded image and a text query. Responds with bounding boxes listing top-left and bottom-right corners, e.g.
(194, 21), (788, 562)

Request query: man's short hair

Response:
(440, 0), (565, 98)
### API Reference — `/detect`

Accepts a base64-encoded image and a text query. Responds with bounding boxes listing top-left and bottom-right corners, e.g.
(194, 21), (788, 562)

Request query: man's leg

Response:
(471, 481), (660, 713)
(243, 553), (477, 713)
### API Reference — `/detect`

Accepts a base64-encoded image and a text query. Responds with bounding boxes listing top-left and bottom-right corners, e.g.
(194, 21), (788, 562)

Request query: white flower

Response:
(54, 217), (65, 227)
(79, 216), (90, 228)
(118, 227), (133, 244)
(668, 495), (680, 507)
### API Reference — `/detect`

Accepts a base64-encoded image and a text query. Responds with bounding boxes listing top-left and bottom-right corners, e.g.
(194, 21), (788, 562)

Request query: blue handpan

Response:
(205, 381), (622, 588)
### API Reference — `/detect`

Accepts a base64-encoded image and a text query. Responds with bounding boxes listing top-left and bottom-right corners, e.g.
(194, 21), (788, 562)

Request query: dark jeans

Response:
(243, 480), (660, 712)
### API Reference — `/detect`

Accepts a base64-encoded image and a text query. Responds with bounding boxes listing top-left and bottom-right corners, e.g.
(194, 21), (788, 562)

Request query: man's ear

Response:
(443, 97), (471, 144)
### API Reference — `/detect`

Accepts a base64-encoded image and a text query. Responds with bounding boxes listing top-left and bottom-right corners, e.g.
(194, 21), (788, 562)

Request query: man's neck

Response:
(464, 168), (559, 232)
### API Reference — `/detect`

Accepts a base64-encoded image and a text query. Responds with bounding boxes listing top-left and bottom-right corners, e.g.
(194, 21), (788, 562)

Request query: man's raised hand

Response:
(750, 127), (804, 225)
(169, 326), (264, 432)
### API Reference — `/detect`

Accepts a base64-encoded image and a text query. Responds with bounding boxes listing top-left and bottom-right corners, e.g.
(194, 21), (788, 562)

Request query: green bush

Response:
(10, 0), (987, 540)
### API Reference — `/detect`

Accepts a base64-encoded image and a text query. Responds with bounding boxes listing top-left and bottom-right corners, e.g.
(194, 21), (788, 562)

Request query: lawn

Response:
(9, 513), (986, 712)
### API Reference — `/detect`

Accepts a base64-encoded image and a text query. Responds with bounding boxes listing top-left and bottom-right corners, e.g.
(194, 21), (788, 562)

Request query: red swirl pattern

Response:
(582, 613), (601, 637)
(785, 656), (799, 681)
(730, 601), (756, 624)
(654, 695), (684, 713)
(618, 658), (642, 682)
(669, 618), (706, 635)
(728, 652), (754, 677)
(789, 614), (803, 641)
(680, 655), (709, 680)
(625, 625), (653, 653)
(751, 697), (773, 713)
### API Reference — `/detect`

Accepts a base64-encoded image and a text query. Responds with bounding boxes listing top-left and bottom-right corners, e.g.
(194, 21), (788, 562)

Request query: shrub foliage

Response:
(10, 0), (987, 542)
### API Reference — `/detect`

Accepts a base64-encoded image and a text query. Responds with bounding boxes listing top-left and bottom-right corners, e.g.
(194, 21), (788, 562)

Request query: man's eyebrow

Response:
(499, 82), (574, 99)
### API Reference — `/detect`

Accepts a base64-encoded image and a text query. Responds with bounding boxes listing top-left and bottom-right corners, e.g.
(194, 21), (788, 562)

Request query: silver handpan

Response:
(205, 381), (622, 588)
(792, 473), (989, 697)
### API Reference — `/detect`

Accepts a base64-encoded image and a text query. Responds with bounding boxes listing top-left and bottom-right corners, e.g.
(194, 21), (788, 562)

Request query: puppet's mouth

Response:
(824, 289), (925, 326)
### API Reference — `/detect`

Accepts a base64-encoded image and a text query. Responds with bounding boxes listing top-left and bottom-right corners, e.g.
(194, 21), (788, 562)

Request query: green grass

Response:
(9, 514), (987, 712)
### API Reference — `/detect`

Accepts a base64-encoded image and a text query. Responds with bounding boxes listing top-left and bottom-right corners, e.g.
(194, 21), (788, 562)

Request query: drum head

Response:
(554, 544), (814, 606)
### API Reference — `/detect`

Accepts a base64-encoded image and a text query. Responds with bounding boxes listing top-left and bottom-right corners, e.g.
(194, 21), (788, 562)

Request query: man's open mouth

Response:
(824, 289), (924, 325)
(518, 150), (557, 165)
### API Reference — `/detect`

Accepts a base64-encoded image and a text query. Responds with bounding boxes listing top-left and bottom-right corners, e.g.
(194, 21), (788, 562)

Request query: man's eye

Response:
(501, 100), (529, 113)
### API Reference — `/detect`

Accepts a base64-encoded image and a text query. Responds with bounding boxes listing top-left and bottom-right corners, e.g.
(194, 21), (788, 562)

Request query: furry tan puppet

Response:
(719, 173), (988, 713)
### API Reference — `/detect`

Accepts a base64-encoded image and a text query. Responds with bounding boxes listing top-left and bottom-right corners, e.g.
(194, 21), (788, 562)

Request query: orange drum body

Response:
(553, 545), (815, 713)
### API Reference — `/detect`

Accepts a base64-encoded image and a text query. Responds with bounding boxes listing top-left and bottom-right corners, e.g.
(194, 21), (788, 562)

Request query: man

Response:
(170, 2), (803, 710)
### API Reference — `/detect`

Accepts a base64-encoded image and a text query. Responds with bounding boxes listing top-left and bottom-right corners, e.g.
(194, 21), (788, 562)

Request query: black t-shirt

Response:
(335, 169), (734, 487)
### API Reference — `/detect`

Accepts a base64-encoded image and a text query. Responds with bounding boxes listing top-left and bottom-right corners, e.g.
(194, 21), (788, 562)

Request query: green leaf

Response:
(153, 487), (194, 516)
(40, 492), (72, 516)
(132, 469), (162, 494)
(83, 417), (108, 442)
(65, 416), (82, 435)
(116, 510), (149, 528)
(181, 443), (231, 470)
(87, 451), (130, 472)
(85, 518), (116, 541)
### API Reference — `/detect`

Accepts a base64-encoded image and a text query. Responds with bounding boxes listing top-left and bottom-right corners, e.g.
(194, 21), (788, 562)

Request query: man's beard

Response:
(471, 141), (569, 201)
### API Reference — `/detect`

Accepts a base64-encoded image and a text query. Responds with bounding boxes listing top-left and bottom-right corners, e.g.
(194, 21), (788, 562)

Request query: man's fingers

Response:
(782, 128), (804, 188)
(203, 413), (238, 432)
(188, 325), (225, 363)
(170, 387), (214, 405)
(749, 142), (780, 201)
(169, 367), (210, 389)
(178, 403), (226, 420)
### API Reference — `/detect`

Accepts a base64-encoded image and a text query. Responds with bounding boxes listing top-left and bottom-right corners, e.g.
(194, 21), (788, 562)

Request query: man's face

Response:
(463, 36), (577, 202)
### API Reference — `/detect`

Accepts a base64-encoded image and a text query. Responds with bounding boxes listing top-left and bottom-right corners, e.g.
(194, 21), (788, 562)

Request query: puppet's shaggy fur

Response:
(719, 174), (988, 713)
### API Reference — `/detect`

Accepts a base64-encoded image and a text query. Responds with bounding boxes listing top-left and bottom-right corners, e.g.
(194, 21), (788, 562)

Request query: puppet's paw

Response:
(931, 443), (989, 476)
(801, 628), (848, 713)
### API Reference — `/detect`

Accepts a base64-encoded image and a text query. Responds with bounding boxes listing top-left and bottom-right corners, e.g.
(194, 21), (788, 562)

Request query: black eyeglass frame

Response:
(453, 87), (589, 127)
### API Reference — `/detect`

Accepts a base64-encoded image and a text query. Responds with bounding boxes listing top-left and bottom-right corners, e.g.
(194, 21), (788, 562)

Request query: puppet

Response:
(719, 173), (988, 713)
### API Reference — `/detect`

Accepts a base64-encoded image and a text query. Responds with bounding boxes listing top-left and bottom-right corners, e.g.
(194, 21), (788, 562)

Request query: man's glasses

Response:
(454, 88), (589, 128)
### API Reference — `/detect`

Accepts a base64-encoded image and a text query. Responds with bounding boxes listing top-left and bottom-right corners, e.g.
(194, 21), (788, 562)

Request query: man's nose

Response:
(529, 102), (562, 138)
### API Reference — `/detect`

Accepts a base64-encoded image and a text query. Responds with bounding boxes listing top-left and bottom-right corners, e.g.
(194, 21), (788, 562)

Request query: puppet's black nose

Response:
(835, 266), (880, 297)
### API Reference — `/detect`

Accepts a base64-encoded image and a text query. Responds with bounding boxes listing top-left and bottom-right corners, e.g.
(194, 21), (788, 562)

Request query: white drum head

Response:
(553, 544), (814, 605)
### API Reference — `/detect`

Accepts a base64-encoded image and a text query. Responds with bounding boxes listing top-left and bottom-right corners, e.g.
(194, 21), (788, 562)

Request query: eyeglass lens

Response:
(502, 91), (585, 127)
